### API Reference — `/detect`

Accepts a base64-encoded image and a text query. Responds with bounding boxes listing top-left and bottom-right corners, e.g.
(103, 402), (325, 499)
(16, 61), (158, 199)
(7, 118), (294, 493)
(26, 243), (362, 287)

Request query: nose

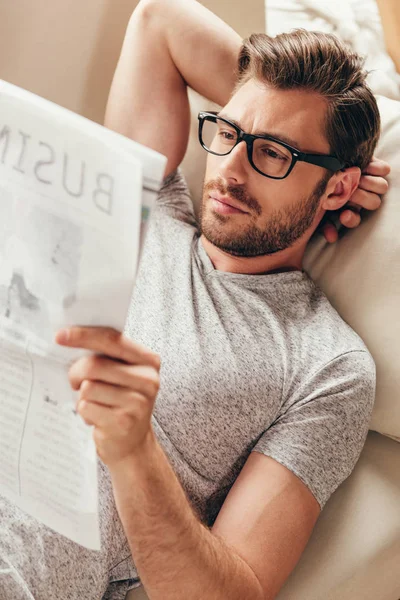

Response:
(217, 139), (250, 185)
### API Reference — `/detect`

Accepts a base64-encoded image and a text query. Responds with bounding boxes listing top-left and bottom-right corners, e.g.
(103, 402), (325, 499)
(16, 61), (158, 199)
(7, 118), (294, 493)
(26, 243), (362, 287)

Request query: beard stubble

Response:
(198, 173), (331, 257)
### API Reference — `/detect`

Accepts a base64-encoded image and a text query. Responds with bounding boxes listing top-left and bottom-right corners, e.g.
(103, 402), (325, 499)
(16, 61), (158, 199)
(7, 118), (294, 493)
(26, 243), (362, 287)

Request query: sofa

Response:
(128, 1), (400, 599)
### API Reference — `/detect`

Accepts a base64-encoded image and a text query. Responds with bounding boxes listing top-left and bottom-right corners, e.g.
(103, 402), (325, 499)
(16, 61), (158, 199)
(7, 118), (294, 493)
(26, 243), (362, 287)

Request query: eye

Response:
(218, 129), (236, 141)
(262, 146), (288, 161)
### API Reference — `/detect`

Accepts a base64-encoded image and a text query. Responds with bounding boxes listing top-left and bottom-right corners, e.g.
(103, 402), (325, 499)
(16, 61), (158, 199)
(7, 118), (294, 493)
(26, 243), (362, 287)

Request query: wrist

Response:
(108, 426), (158, 477)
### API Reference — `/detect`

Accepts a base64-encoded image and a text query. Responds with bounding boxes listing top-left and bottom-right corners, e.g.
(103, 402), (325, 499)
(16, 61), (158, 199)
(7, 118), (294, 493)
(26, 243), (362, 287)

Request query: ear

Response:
(320, 166), (361, 211)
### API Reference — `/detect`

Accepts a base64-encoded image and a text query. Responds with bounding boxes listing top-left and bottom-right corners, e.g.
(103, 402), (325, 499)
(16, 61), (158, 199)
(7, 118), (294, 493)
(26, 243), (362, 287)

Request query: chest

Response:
(132, 298), (285, 482)
(125, 234), (292, 483)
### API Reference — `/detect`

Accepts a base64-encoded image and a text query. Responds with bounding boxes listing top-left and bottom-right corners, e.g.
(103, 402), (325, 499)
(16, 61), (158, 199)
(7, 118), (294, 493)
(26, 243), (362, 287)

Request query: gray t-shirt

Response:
(0, 169), (376, 600)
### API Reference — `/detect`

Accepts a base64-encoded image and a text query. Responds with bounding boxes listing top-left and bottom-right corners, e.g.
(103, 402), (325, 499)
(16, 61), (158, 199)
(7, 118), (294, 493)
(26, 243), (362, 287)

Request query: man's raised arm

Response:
(104, 0), (242, 179)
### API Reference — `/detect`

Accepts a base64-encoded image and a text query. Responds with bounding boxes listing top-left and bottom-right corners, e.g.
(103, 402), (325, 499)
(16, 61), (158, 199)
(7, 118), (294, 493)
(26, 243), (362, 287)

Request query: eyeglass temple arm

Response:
(298, 153), (345, 171)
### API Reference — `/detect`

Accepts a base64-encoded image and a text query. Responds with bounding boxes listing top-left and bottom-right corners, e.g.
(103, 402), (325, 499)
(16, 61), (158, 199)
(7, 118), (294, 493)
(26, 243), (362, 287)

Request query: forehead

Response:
(223, 79), (330, 154)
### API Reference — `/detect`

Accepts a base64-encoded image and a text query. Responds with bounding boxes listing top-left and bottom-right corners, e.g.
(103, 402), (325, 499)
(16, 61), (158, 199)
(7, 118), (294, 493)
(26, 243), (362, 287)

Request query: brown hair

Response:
(234, 29), (380, 171)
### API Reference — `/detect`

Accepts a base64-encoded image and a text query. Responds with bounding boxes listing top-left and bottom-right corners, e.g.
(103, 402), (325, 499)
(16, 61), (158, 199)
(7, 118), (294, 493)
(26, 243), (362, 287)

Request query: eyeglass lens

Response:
(201, 117), (293, 178)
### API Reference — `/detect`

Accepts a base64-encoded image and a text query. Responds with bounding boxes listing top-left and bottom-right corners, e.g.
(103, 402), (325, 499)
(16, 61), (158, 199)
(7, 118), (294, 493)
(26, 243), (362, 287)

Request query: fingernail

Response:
(56, 329), (70, 344)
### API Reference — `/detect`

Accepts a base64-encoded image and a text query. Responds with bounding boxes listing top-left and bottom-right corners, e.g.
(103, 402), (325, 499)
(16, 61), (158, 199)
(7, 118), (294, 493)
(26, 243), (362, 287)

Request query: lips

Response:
(209, 193), (248, 213)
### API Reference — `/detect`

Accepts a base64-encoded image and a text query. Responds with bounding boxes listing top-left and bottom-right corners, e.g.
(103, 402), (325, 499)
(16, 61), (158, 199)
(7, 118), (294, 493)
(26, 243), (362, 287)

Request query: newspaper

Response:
(0, 80), (167, 550)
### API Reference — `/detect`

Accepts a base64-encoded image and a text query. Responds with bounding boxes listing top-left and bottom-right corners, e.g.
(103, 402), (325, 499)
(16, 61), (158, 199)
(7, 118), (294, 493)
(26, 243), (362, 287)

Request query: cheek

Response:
(262, 174), (313, 213)
(255, 176), (311, 221)
(256, 179), (294, 214)
(292, 164), (324, 195)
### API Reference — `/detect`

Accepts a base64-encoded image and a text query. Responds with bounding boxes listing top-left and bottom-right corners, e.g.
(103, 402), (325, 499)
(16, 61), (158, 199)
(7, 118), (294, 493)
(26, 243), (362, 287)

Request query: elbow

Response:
(128, 0), (155, 28)
(129, 0), (165, 25)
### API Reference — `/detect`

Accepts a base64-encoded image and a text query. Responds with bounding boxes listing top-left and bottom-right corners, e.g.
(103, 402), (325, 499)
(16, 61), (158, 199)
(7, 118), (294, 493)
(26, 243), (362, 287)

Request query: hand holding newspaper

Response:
(0, 80), (167, 550)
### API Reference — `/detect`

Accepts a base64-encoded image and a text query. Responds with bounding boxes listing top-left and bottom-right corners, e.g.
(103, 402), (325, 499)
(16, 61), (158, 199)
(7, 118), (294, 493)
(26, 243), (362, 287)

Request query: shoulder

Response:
(253, 347), (376, 511)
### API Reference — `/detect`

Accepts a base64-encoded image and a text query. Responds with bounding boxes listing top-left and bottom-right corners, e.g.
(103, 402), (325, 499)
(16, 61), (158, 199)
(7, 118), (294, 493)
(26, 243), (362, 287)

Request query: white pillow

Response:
(304, 95), (400, 442)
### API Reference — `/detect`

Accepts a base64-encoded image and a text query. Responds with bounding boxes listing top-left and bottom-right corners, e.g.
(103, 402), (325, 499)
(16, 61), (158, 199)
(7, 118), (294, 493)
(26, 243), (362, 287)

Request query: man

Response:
(0, 1), (391, 599)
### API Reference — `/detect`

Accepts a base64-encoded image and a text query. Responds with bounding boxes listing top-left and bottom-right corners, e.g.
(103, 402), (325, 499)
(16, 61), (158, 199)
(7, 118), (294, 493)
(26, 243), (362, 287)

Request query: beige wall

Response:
(0, 0), (265, 125)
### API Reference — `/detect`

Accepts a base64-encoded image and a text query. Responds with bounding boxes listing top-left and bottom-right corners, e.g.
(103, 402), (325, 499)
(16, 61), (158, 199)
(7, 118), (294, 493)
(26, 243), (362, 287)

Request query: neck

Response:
(200, 234), (305, 275)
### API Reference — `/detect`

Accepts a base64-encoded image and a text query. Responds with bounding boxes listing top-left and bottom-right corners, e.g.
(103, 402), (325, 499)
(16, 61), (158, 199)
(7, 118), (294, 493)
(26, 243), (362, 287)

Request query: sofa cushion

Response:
(275, 431), (400, 600)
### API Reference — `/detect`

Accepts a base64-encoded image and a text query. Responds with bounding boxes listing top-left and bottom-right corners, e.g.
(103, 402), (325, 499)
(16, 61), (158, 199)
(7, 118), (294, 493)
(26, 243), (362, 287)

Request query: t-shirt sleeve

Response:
(154, 167), (198, 227)
(252, 350), (376, 511)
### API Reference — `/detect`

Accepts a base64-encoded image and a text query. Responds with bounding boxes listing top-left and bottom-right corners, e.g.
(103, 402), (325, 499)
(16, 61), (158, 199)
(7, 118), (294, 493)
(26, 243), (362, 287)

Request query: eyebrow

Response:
(217, 112), (302, 150)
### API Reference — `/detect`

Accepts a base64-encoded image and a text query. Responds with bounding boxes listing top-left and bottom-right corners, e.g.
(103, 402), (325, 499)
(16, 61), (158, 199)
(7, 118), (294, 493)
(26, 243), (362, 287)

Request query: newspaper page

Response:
(0, 80), (167, 550)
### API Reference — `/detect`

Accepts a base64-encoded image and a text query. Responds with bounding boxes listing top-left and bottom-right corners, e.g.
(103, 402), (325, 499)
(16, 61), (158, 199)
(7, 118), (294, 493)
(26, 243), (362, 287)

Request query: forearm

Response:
(109, 429), (264, 600)
(376, 0), (400, 73)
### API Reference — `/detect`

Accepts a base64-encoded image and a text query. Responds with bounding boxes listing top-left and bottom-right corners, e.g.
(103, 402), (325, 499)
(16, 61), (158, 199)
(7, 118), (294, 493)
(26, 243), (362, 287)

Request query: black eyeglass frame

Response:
(198, 111), (345, 180)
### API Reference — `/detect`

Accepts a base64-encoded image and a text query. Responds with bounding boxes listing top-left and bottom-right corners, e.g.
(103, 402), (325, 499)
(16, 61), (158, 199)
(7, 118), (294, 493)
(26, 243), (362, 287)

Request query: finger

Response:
(55, 326), (160, 370)
(363, 157), (391, 176)
(349, 188), (382, 211)
(321, 221), (338, 243)
(78, 379), (147, 409)
(68, 354), (160, 397)
(78, 399), (115, 428)
(358, 174), (389, 196)
(339, 209), (361, 228)
(78, 400), (142, 435)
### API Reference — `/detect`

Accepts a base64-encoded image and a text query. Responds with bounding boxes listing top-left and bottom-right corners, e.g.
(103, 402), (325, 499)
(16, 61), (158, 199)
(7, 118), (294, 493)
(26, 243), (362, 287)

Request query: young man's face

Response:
(199, 79), (333, 257)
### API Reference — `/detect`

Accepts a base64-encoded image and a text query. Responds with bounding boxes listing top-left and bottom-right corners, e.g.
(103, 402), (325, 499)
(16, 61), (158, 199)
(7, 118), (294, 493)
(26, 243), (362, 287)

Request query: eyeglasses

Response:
(198, 111), (345, 180)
